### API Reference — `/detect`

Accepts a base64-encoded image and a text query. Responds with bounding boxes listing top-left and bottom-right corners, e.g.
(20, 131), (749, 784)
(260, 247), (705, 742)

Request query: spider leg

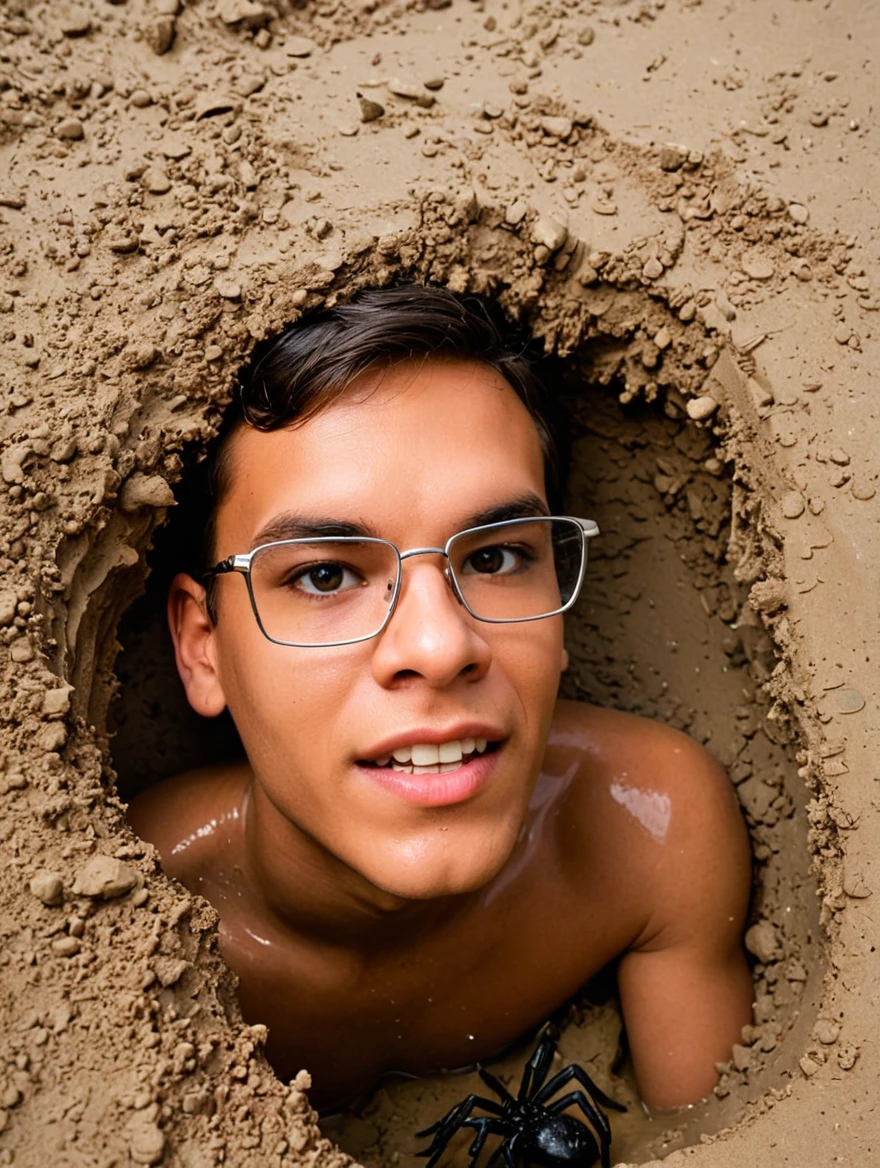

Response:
(463, 1117), (512, 1165)
(416, 1095), (503, 1138)
(415, 1095), (503, 1168)
(547, 1091), (613, 1168)
(533, 1063), (627, 1112)
(478, 1066), (514, 1104)
(486, 1133), (520, 1168)
(519, 1034), (557, 1100)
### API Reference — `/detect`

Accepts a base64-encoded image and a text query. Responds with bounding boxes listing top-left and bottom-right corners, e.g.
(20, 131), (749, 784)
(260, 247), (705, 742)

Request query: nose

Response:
(370, 555), (492, 689)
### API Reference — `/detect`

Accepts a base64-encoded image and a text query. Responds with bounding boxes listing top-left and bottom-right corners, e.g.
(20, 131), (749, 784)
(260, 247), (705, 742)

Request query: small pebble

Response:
(285, 35), (316, 57)
(741, 254), (775, 281)
(837, 1044), (860, 1070)
(833, 323), (852, 345)
(129, 89), (153, 109)
(788, 202), (809, 224)
(236, 73), (266, 98)
(55, 118), (85, 141)
(813, 1020), (841, 1045)
(686, 395), (718, 421)
(29, 871), (64, 907)
(851, 481), (876, 501)
(358, 94), (385, 123)
(129, 1122), (166, 1167)
(744, 920), (779, 964)
(142, 167), (171, 195)
(540, 115), (573, 139)
(145, 15), (176, 55)
(505, 200), (528, 227)
(799, 1055), (821, 1078)
(51, 936), (81, 958)
(388, 77), (435, 107)
(60, 9), (91, 36)
(531, 216), (567, 253)
(215, 278), (242, 300)
(642, 257), (663, 280)
(781, 491), (805, 519)
(423, 76), (445, 91)
(72, 855), (139, 899)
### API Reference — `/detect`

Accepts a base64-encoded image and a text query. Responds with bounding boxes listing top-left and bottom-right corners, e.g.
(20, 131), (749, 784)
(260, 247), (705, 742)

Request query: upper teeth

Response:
(370, 737), (489, 773)
(395, 738), (486, 765)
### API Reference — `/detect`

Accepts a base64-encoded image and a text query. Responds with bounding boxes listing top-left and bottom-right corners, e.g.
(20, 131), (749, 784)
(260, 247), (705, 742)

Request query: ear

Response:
(560, 647), (570, 673)
(167, 573), (227, 718)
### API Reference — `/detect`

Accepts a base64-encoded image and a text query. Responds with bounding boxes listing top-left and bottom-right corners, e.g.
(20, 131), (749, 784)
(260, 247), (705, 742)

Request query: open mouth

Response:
(357, 738), (502, 775)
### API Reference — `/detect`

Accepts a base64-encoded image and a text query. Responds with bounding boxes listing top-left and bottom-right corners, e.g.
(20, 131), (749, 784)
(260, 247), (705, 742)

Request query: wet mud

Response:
(0, 0), (878, 1165)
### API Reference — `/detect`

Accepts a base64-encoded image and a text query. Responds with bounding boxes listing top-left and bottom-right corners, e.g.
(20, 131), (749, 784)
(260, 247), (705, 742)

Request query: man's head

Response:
(201, 286), (566, 611)
(169, 285), (574, 904)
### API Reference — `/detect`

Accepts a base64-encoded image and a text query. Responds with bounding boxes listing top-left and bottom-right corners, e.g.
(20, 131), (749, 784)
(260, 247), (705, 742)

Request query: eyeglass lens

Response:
(248, 518), (586, 646)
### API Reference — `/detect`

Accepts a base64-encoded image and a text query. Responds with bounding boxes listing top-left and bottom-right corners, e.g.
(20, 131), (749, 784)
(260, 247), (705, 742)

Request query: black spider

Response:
(415, 1033), (626, 1168)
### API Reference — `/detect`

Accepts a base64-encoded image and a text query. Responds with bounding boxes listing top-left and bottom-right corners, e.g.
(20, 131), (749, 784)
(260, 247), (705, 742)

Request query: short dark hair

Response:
(200, 284), (568, 614)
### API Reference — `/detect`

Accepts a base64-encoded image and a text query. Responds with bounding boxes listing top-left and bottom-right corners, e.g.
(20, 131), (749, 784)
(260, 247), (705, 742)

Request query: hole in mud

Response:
(105, 301), (822, 1167)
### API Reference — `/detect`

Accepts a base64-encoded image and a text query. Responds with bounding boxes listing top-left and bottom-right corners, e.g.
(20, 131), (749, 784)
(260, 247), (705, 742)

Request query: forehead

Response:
(216, 358), (548, 544)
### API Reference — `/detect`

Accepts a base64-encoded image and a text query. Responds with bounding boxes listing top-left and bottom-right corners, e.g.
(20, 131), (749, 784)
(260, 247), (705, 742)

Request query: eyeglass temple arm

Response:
(201, 554), (247, 581)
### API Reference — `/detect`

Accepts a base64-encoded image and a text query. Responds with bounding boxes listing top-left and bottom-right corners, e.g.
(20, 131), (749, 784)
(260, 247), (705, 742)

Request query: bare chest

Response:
(220, 879), (632, 1111)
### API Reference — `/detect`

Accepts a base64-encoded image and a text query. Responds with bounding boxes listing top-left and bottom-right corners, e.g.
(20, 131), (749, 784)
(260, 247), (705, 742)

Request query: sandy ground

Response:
(1, 0), (879, 1164)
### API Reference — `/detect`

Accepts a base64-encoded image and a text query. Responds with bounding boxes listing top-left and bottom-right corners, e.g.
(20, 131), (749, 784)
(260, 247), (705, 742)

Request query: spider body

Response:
(416, 1034), (626, 1168)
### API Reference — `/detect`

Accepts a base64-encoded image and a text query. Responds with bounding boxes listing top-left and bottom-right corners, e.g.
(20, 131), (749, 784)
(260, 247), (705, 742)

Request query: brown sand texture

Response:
(1, 0), (878, 1164)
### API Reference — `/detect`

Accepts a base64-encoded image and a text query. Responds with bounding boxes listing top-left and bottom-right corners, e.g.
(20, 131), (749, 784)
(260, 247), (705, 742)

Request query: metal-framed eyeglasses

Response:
(202, 515), (600, 649)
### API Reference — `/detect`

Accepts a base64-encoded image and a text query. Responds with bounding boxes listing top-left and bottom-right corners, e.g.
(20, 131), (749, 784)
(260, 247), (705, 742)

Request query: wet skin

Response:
(128, 358), (753, 1113)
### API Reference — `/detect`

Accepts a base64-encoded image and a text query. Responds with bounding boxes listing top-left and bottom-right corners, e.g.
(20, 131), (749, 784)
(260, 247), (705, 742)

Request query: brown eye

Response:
(308, 564), (344, 592)
(470, 548), (504, 574)
(292, 563), (361, 595)
(463, 546), (523, 575)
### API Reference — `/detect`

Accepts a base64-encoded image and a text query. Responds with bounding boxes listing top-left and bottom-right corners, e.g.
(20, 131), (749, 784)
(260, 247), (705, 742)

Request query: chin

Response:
(364, 831), (517, 902)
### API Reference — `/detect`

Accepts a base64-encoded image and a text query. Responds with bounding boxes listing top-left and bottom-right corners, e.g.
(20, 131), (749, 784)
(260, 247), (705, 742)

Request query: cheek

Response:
(499, 621), (565, 715)
(215, 615), (362, 754)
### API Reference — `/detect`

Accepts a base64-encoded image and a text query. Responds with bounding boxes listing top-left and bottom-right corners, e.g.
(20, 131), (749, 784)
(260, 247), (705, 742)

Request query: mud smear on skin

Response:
(1, 0), (877, 1164)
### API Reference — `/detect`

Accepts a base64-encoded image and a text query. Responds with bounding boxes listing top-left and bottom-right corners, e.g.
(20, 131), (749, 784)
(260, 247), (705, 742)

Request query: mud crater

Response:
(103, 284), (822, 1167)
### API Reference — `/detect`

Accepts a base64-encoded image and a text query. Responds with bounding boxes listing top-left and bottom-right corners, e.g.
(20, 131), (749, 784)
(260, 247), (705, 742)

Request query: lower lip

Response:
(355, 747), (502, 808)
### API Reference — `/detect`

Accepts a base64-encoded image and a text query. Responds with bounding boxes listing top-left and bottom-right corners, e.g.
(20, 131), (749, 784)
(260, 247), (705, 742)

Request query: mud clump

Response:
(0, 0), (878, 1165)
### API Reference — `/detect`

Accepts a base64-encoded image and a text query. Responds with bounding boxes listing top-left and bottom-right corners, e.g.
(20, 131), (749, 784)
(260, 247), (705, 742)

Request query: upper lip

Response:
(357, 723), (507, 762)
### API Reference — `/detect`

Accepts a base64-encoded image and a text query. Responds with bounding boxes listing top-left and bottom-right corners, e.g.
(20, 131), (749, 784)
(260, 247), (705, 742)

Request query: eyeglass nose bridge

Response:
(395, 546), (464, 608)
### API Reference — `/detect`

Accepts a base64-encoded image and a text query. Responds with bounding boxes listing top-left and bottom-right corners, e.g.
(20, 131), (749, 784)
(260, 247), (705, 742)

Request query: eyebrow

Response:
(249, 493), (551, 550)
(458, 492), (551, 530)
(250, 514), (380, 549)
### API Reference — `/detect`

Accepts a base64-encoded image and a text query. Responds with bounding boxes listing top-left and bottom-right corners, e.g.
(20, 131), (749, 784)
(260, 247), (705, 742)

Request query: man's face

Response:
(196, 358), (566, 900)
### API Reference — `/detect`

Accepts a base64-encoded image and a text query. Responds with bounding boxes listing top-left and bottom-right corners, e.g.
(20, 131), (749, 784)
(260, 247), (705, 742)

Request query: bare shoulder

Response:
(549, 700), (750, 939)
(126, 760), (250, 884)
(551, 697), (736, 801)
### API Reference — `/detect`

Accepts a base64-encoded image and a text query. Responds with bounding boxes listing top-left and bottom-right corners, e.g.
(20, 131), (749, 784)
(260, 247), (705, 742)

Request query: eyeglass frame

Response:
(201, 515), (600, 649)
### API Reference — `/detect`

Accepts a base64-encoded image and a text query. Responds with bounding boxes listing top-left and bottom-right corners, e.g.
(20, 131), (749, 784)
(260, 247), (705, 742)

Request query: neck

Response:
(240, 781), (463, 948)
